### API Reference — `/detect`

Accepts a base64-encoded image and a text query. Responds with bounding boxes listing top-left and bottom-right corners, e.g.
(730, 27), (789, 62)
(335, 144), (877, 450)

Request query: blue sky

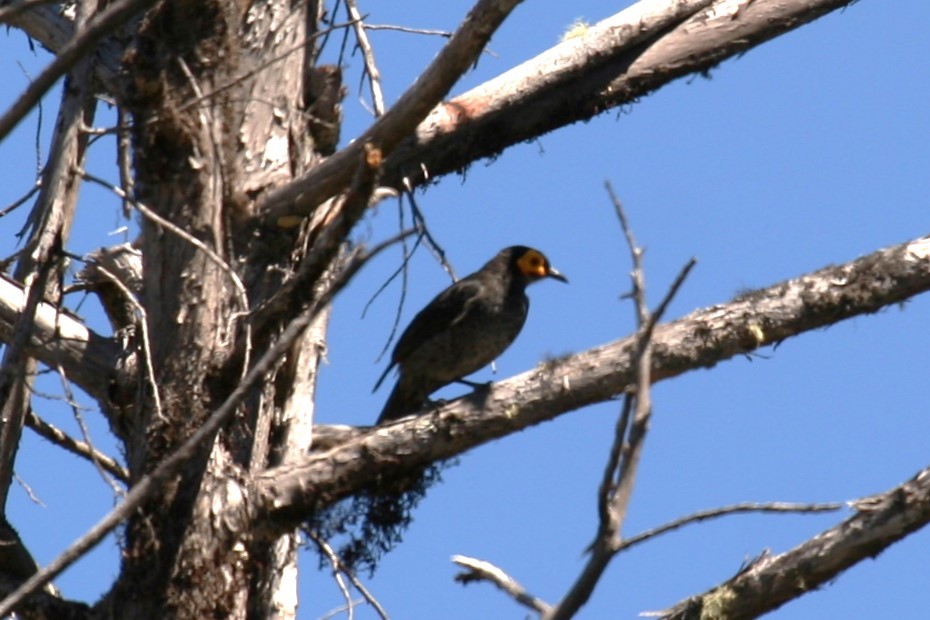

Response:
(1, 1), (928, 618)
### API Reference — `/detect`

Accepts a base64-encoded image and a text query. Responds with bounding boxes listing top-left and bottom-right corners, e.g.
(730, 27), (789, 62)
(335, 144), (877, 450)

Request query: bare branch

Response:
(380, 0), (853, 192)
(363, 23), (453, 37)
(0, 274), (121, 405)
(5, 0), (856, 203)
(618, 501), (843, 554)
(346, 0), (385, 117)
(659, 467), (930, 619)
(260, 0), (523, 224)
(547, 192), (695, 620)
(25, 409), (128, 483)
(311, 532), (389, 620)
(452, 555), (551, 615)
(0, 0), (155, 141)
(310, 533), (356, 618)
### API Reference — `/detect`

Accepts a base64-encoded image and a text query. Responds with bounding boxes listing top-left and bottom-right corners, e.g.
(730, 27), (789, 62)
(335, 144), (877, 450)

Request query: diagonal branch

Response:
(0, 0), (155, 141)
(259, 0), (523, 225)
(255, 233), (930, 524)
(380, 0), (854, 191)
(346, 0), (386, 117)
(25, 409), (128, 483)
(659, 466), (930, 619)
(452, 555), (551, 616)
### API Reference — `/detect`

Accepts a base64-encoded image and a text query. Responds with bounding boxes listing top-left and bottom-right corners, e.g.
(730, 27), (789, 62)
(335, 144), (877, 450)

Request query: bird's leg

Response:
(454, 378), (492, 390)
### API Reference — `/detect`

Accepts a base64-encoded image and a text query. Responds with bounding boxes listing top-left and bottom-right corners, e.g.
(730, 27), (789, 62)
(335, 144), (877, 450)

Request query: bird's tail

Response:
(377, 379), (427, 424)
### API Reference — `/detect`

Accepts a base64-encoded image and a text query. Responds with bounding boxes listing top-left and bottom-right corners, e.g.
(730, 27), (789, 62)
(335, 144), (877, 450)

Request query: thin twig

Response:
(88, 259), (163, 422)
(363, 23), (452, 37)
(25, 409), (128, 483)
(595, 388), (633, 542)
(339, 565), (388, 620)
(13, 473), (44, 507)
(345, 0), (385, 117)
(0, 183), (40, 220)
(546, 186), (695, 620)
(363, 231), (423, 364)
(310, 532), (355, 619)
(405, 185), (456, 281)
(17, 60), (44, 180)
(54, 364), (124, 494)
(618, 501), (843, 554)
(365, 187), (454, 369)
(310, 531), (389, 620)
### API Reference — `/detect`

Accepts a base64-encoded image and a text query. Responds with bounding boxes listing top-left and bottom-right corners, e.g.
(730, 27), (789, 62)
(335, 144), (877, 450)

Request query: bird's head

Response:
(508, 246), (568, 285)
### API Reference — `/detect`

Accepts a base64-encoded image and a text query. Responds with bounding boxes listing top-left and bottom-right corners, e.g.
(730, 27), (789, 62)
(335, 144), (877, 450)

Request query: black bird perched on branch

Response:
(374, 246), (567, 423)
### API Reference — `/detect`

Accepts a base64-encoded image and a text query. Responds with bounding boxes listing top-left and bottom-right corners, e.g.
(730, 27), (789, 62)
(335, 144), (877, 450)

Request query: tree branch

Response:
(546, 189), (696, 620)
(259, 0), (523, 225)
(619, 501), (842, 554)
(255, 233), (930, 523)
(0, 276), (121, 406)
(5, 0), (857, 203)
(452, 555), (551, 616)
(0, 0), (155, 141)
(380, 0), (854, 191)
(658, 466), (930, 619)
(0, 4), (121, 89)
(0, 572), (90, 620)
(25, 409), (128, 483)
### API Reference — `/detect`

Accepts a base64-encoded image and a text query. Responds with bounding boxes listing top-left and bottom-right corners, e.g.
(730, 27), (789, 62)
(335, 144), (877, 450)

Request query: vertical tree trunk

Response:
(104, 1), (329, 616)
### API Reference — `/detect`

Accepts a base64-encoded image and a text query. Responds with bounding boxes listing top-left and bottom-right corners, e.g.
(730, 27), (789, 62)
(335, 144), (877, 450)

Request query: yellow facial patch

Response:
(517, 249), (549, 278)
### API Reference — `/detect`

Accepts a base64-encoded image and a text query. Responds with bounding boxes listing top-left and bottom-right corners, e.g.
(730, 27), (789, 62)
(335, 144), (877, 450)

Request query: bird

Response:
(374, 246), (567, 424)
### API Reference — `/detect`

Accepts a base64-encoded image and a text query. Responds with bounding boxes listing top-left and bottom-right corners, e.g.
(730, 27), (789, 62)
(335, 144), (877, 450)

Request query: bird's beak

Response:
(547, 267), (568, 283)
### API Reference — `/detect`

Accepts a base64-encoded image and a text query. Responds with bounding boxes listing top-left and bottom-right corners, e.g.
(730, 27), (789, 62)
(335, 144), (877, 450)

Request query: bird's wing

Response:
(391, 277), (485, 365)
